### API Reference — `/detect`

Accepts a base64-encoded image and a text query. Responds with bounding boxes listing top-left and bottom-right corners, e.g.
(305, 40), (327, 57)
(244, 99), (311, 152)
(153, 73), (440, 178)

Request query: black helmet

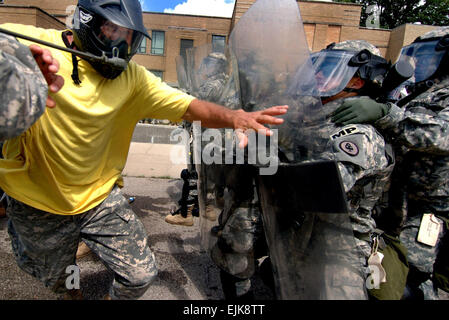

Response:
(72, 0), (151, 79)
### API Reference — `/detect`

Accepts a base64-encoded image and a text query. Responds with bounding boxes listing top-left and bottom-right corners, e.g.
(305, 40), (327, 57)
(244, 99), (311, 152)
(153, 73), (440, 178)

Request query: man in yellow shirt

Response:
(0, 0), (287, 300)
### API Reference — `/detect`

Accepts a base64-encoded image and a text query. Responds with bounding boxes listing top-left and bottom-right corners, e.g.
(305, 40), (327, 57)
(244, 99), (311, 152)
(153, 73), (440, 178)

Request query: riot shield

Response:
(176, 44), (243, 255)
(175, 55), (191, 94)
(228, 0), (367, 299)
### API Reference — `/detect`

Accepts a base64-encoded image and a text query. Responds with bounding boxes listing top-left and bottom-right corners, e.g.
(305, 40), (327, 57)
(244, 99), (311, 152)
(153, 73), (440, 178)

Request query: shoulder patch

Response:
(330, 126), (360, 140)
(339, 141), (359, 156)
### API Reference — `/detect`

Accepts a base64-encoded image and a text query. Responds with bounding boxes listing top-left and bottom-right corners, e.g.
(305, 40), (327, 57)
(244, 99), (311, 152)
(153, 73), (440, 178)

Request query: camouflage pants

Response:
(400, 214), (448, 300)
(200, 164), (266, 297)
(6, 185), (158, 299)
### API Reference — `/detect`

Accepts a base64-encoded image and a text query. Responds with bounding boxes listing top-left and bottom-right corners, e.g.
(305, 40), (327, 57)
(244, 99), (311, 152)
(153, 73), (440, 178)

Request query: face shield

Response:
(311, 50), (360, 97)
(93, 18), (144, 61)
(397, 40), (446, 84)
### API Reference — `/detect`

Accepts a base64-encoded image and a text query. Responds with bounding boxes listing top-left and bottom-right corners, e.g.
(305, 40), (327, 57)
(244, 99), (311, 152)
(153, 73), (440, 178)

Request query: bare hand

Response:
(233, 105), (288, 148)
(29, 44), (64, 108)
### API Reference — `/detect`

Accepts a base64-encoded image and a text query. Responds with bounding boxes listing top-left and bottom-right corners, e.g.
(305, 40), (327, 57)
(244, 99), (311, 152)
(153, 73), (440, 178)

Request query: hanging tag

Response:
(417, 213), (442, 247)
(368, 252), (387, 284)
(367, 236), (387, 289)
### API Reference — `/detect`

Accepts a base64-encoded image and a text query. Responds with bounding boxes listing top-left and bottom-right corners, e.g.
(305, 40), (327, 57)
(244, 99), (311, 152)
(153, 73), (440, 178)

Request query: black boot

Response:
(219, 270), (254, 301)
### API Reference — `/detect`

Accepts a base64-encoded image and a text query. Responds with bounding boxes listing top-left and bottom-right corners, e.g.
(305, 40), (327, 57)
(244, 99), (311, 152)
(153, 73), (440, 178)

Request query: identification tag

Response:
(417, 213), (442, 247)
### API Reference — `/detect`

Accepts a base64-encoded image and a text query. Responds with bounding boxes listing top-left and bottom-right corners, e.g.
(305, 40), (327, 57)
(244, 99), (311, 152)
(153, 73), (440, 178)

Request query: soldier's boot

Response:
(62, 289), (84, 300)
(204, 197), (219, 221)
(259, 256), (275, 295)
(165, 205), (194, 226)
(219, 270), (254, 301)
(76, 241), (92, 260)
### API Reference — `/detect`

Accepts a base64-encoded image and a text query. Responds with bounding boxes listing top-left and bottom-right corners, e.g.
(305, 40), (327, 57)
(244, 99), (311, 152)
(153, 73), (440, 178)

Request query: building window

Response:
(151, 30), (165, 55)
(180, 39), (194, 62)
(137, 36), (146, 54)
(212, 35), (226, 53)
(150, 70), (163, 79)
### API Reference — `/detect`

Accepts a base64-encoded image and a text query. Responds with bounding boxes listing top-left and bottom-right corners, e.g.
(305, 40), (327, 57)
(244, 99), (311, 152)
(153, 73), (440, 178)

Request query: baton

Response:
(0, 27), (128, 70)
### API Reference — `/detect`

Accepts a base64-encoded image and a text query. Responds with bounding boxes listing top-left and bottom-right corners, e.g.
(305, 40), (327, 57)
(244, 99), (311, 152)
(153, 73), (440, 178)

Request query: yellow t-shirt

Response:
(0, 23), (195, 215)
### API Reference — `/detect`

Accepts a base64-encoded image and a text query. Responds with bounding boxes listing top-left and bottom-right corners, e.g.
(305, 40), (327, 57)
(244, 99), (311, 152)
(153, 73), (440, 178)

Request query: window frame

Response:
(151, 30), (165, 55)
(212, 35), (226, 53)
(137, 36), (147, 54)
(149, 70), (163, 80)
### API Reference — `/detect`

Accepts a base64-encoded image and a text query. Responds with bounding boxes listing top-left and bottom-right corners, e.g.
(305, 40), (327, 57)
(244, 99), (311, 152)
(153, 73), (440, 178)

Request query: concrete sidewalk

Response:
(123, 142), (187, 179)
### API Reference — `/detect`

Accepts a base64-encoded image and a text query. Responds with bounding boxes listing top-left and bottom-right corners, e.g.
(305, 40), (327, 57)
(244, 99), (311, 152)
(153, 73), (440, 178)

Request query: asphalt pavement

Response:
(0, 138), (274, 301)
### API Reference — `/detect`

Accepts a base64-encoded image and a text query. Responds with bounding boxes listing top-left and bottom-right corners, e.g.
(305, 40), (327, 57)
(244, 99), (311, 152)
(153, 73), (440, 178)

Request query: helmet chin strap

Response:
(62, 31), (81, 85)
(70, 44), (82, 85)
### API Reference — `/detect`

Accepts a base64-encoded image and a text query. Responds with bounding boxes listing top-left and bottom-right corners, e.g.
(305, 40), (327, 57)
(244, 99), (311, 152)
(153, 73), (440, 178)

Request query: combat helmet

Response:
(311, 40), (391, 98)
(71, 0), (151, 79)
(397, 26), (449, 85)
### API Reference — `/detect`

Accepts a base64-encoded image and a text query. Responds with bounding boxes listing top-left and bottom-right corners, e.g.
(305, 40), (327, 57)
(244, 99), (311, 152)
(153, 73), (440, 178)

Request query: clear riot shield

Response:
(175, 55), (191, 94)
(228, 0), (367, 299)
(176, 44), (244, 256)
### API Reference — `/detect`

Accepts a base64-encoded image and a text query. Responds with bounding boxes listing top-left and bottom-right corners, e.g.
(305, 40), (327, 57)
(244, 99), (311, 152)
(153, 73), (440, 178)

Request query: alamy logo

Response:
(65, 265), (80, 290)
(65, 5), (77, 29)
(169, 121), (279, 175)
(365, 5), (380, 29)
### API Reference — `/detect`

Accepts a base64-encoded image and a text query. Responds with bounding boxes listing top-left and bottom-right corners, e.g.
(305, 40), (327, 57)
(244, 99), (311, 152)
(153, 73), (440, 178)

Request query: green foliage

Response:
(332, 0), (449, 29)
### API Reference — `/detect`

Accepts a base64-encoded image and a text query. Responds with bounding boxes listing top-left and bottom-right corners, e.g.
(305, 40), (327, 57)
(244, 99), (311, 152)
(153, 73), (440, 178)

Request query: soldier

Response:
(293, 40), (404, 299)
(330, 27), (449, 300)
(0, 32), (63, 141)
(0, 32), (63, 218)
(0, 0), (287, 300)
(213, 40), (403, 300)
(174, 50), (262, 300)
(165, 52), (230, 227)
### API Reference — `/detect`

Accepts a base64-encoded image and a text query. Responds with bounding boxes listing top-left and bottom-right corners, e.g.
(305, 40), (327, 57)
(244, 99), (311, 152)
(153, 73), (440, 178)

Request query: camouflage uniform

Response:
(298, 40), (396, 299)
(7, 185), (158, 299)
(374, 76), (449, 299)
(369, 27), (449, 299)
(0, 32), (47, 141)
(186, 52), (266, 299)
(314, 98), (395, 299)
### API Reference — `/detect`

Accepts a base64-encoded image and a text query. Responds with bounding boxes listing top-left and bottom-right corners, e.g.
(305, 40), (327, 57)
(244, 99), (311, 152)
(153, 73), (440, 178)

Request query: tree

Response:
(334, 0), (449, 29)
(410, 0), (449, 27)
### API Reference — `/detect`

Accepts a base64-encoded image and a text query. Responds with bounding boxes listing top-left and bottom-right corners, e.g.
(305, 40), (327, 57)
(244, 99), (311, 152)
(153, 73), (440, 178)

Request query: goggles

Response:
(93, 18), (144, 61)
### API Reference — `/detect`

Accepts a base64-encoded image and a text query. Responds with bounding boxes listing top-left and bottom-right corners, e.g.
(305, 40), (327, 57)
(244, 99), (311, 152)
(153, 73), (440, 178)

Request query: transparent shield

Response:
(228, 0), (365, 299)
(310, 50), (359, 98)
(176, 43), (243, 252)
(397, 40), (445, 84)
(229, 0), (328, 163)
(175, 55), (190, 94)
(176, 0), (366, 300)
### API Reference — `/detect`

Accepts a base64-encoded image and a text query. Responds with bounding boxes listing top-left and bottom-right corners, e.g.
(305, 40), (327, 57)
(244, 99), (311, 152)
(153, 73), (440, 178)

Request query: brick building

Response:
(0, 0), (441, 87)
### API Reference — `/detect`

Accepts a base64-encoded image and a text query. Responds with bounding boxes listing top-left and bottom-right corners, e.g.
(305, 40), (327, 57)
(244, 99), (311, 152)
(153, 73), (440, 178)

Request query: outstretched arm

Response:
(182, 99), (288, 147)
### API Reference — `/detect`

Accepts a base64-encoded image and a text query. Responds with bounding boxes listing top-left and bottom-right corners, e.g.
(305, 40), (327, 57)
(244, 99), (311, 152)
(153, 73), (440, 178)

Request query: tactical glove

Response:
(331, 97), (390, 125)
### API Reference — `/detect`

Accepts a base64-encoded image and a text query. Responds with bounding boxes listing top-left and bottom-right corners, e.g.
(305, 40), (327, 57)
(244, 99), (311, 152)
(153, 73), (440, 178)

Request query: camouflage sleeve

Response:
(0, 32), (48, 141)
(374, 83), (449, 154)
(330, 124), (393, 193)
